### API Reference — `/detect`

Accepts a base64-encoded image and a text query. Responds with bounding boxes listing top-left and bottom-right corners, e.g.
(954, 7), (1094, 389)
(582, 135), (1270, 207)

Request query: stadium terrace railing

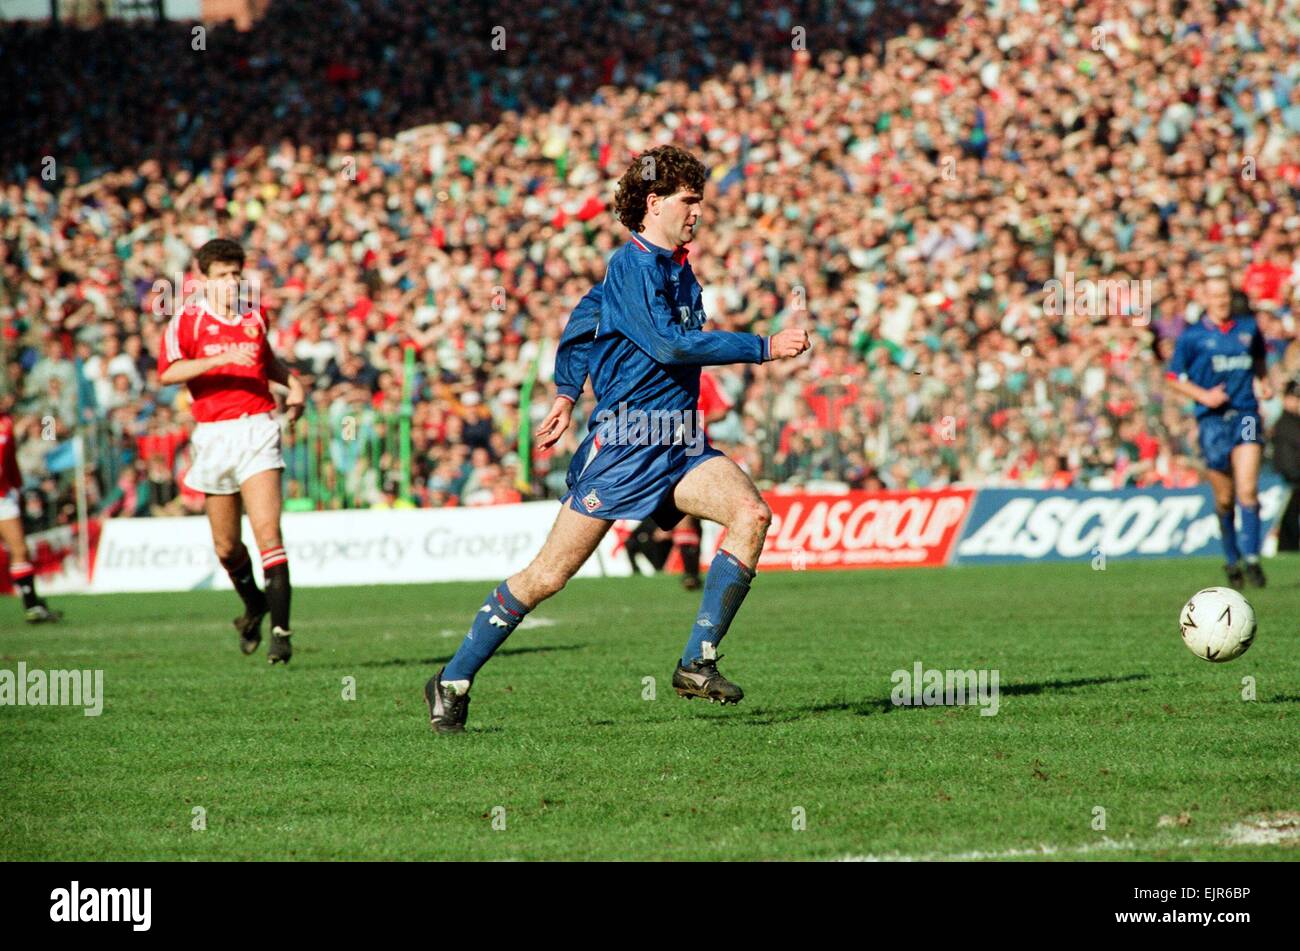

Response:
(282, 405), (411, 511)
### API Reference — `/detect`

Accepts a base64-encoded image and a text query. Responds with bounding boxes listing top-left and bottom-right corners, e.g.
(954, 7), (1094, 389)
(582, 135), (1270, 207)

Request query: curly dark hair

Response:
(613, 146), (707, 232)
(195, 238), (245, 276)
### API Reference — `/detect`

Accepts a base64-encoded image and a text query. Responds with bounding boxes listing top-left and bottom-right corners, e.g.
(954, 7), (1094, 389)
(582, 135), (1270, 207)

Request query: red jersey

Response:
(137, 428), (188, 470)
(697, 371), (732, 438)
(158, 303), (276, 423)
(0, 415), (21, 494)
(1242, 260), (1288, 305)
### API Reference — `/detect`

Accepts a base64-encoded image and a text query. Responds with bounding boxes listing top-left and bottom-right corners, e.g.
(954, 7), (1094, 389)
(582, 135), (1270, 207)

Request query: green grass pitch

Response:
(2, 558), (1297, 861)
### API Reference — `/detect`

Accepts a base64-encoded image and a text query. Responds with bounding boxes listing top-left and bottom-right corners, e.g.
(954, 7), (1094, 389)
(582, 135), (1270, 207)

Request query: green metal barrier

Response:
(283, 402), (412, 510)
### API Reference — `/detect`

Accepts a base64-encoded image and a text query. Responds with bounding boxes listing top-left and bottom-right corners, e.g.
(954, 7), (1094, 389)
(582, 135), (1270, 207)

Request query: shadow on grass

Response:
(350, 644), (584, 670)
(1264, 694), (1300, 704)
(727, 673), (1153, 726)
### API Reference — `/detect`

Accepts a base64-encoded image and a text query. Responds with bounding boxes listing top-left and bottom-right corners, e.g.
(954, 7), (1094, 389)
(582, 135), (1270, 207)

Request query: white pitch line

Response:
(517, 616), (557, 630)
(1224, 814), (1300, 846)
(839, 817), (1300, 861)
(839, 835), (1224, 862)
(436, 616), (557, 637)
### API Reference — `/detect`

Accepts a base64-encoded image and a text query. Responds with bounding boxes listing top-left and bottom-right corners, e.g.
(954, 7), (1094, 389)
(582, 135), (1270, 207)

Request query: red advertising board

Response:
(0, 520), (98, 595)
(754, 488), (975, 570)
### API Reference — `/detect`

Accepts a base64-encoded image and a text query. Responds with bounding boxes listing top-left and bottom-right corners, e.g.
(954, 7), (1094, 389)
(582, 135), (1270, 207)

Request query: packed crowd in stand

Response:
(4, 0), (1300, 530)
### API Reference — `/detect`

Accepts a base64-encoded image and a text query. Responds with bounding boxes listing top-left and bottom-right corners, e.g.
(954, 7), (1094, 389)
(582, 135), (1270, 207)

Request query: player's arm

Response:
(609, 259), (808, 366)
(1164, 334), (1227, 408)
(535, 285), (601, 452)
(1250, 324), (1273, 401)
(265, 347), (307, 422)
(157, 312), (255, 384)
(554, 284), (601, 403)
(1165, 375), (1228, 408)
(158, 348), (255, 384)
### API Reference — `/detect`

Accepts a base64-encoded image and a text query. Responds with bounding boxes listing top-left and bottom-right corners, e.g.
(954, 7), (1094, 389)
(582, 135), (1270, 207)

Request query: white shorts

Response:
(0, 488), (19, 521)
(184, 413), (285, 496)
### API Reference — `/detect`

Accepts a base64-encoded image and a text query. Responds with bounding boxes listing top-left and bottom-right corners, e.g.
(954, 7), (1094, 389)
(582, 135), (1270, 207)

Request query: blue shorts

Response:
(562, 428), (723, 529)
(1198, 410), (1263, 473)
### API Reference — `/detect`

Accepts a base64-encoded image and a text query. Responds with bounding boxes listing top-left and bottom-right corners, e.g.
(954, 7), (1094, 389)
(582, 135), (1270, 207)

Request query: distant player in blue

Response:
(423, 146), (811, 733)
(1166, 274), (1273, 589)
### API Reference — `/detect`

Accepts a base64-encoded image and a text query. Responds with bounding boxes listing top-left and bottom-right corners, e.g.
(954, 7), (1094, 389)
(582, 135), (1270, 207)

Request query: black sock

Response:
(12, 567), (38, 610)
(680, 544), (701, 580)
(674, 519), (702, 580)
(221, 549), (264, 613)
(263, 562), (291, 633)
(624, 536), (644, 574)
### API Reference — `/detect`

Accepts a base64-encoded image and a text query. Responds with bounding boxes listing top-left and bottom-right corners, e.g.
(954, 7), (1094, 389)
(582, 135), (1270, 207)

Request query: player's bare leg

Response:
(506, 506), (611, 606)
(425, 505), (610, 733)
(2, 517), (60, 623)
(671, 456), (771, 567)
(240, 468), (292, 662)
(666, 455), (773, 704)
(206, 492), (267, 654)
(1205, 467), (1243, 589)
(1231, 442), (1265, 587)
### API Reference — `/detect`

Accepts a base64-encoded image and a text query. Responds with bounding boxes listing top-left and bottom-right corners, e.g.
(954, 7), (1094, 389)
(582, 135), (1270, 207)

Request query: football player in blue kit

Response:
(422, 146), (811, 733)
(1166, 274), (1273, 589)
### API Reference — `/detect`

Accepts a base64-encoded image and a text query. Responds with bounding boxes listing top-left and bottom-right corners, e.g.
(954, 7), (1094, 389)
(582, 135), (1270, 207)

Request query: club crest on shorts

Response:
(582, 489), (602, 512)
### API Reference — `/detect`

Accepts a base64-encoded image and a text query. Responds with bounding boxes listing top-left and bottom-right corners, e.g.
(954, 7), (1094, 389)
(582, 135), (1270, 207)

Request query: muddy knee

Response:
(735, 497), (772, 537)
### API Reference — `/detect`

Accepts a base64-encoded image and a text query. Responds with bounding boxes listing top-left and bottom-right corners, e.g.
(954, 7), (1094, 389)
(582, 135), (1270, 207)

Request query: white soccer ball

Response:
(1178, 587), (1257, 663)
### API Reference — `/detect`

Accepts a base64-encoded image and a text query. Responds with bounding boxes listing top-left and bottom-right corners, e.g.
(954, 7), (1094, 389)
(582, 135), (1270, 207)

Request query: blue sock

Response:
(681, 549), (755, 666)
(1218, 509), (1241, 566)
(1240, 504), (1261, 561)
(443, 581), (529, 684)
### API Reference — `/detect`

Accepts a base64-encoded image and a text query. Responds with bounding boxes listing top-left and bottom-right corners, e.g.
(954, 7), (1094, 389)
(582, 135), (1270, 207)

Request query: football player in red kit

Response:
(157, 239), (305, 662)
(0, 400), (61, 623)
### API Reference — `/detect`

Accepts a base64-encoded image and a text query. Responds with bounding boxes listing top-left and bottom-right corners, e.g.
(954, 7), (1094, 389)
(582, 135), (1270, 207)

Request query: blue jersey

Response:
(590, 234), (766, 411)
(1167, 317), (1265, 419)
(553, 233), (770, 521)
(555, 233), (768, 411)
(553, 285), (601, 403)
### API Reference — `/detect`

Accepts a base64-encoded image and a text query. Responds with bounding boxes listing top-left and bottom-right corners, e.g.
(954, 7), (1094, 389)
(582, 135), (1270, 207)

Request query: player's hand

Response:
(1199, 384), (1229, 409)
(213, 348), (257, 368)
(283, 378), (306, 423)
(534, 397), (573, 452)
(1254, 377), (1274, 401)
(768, 327), (812, 360)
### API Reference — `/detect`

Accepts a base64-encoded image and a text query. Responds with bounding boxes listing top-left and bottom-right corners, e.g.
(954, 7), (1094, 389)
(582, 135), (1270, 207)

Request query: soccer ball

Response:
(1178, 587), (1257, 663)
